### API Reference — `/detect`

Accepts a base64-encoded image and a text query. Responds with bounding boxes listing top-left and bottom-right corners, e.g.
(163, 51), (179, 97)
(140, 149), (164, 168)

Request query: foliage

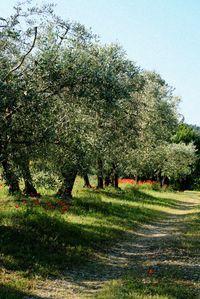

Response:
(152, 143), (197, 180)
(173, 123), (200, 189)
(0, 1), (198, 195)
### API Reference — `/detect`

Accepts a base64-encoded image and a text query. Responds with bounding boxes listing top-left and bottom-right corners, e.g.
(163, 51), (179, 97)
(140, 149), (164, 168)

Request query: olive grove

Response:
(0, 2), (197, 197)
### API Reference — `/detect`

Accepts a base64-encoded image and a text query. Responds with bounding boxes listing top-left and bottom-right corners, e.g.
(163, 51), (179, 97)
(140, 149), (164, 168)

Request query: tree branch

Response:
(0, 17), (8, 27)
(3, 26), (37, 81)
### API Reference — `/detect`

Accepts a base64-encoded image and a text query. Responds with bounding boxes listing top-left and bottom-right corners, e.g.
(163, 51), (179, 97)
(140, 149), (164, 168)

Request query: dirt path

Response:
(25, 194), (200, 299)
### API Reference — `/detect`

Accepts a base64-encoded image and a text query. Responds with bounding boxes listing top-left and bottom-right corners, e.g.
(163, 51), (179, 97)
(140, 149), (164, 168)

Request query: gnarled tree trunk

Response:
(2, 160), (20, 194)
(83, 174), (92, 188)
(57, 168), (77, 199)
(21, 160), (38, 196)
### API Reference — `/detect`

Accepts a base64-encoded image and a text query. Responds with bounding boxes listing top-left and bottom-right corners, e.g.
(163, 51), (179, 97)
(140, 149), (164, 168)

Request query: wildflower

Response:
(148, 266), (153, 275)
(47, 202), (53, 208)
(62, 205), (70, 213)
(15, 205), (20, 208)
(119, 178), (135, 185)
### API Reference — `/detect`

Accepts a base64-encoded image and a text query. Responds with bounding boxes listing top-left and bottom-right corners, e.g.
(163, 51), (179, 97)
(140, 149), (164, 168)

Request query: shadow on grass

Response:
(1, 188), (198, 294)
(0, 284), (44, 299)
(0, 188), (181, 277)
(101, 187), (186, 209)
(52, 214), (200, 299)
(0, 187), (170, 280)
(97, 268), (199, 299)
(0, 209), (122, 278)
(180, 211), (200, 251)
(0, 188), (199, 299)
(72, 195), (164, 229)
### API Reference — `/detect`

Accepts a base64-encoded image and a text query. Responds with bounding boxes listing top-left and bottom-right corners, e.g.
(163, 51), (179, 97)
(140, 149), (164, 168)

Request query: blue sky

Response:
(1, 0), (200, 125)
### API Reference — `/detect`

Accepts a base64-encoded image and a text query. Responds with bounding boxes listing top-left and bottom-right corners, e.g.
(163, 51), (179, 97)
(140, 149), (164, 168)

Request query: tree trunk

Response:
(135, 175), (138, 184)
(21, 160), (38, 196)
(57, 169), (77, 199)
(158, 170), (163, 188)
(179, 178), (186, 191)
(97, 158), (104, 189)
(83, 174), (92, 188)
(2, 160), (20, 194)
(160, 177), (164, 188)
(111, 163), (119, 188)
(160, 176), (169, 188)
(114, 172), (119, 188)
(104, 175), (111, 187)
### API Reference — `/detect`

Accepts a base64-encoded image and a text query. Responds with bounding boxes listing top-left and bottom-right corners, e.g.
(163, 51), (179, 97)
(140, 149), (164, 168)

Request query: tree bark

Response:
(97, 158), (104, 189)
(111, 163), (119, 188)
(114, 172), (119, 188)
(158, 170), (163, 188)
(2, 160), (20, 194)
(104, 175), (111, 187)
(83, 174), (92, 188)
(135, 175), (138, 184)
(57, 169), (77, 199)
(160, 176), (169, 188)
(21, 160), (38, 196)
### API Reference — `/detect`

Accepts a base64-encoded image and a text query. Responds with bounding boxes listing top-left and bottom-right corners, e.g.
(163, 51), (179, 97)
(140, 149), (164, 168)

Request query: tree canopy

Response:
(0, 1), (198, 196)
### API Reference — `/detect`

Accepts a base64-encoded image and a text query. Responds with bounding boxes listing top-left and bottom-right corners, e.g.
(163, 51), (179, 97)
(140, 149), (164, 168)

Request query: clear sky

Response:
(1, 0), (200, 125)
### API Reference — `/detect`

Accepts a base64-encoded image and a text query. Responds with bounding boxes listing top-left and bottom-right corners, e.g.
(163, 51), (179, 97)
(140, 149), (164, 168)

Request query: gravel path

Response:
(25, 194), (200, 299)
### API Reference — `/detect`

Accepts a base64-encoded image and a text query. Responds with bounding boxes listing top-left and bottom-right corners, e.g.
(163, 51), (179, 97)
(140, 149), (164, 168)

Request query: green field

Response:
(0, 178), (199, 299)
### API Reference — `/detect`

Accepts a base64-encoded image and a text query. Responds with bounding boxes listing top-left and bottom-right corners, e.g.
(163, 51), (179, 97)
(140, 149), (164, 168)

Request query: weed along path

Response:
(25, 191), (200, 299)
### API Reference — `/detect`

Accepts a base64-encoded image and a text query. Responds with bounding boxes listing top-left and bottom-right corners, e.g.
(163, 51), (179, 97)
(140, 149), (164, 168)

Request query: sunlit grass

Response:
(0, 178), (199, 298)
(91, 275), (198, 299)
(90, 190), (200, 299)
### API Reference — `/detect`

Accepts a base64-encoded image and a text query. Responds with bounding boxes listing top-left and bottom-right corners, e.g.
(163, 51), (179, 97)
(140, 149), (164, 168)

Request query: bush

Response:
(192, 177), (200, 190)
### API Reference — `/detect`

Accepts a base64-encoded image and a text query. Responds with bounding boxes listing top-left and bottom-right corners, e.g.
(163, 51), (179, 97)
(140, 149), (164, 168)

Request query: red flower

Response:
(62, 206), (69, 213)
(148, 266), (153, 275)
(119, 178), (136, 185)
(47, 203), (54, 208)
(15, 205), (20, 208)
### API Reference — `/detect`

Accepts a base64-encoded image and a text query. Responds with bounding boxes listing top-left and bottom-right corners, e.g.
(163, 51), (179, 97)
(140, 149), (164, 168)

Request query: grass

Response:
(0, 177), (199, 298)
(91, 191), (200, 299)
(92, 275), (198, 299)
